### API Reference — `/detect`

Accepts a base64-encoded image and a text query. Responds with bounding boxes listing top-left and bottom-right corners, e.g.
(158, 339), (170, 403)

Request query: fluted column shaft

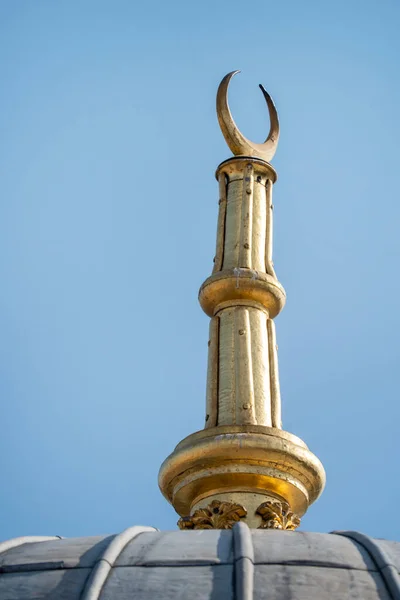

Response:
(203, 157), (283, 432)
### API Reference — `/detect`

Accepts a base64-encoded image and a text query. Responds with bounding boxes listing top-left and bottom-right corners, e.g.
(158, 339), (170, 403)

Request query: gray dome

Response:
(1, 524), (399, 599)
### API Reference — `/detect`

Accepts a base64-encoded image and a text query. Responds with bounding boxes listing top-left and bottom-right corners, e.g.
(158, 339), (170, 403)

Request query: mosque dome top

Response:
(1, 524), (399, 599)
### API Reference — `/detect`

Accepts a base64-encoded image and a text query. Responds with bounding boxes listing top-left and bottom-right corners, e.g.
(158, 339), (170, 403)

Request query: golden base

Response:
(199, 269), (286, 319)
(158, 425), (325, 523)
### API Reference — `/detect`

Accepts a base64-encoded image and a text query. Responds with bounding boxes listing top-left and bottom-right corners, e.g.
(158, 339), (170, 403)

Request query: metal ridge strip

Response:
(333, 531), (400, 600)
(80, 526), (156, 600)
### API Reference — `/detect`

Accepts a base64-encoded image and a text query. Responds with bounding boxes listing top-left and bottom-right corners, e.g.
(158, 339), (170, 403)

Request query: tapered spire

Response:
(159, 72), (325, 529)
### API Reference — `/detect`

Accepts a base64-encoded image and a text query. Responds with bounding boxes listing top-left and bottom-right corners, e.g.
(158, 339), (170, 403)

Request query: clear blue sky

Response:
(1, 0), (399, 540)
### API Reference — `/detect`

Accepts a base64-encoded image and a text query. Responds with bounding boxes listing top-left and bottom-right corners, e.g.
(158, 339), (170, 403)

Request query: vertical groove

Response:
(218, 308), (236, 425)
(267, 318), (282, 428)
(222, 180), (241, 270)
(239, 164), (254, 268)
(251, 179), (267, 272)
(205, 317), (219, 428)
(250, 308), (271, 426)
(234, 308), (256, 425)
(265, 179), (277, 278)
(213, 172), (227, 273)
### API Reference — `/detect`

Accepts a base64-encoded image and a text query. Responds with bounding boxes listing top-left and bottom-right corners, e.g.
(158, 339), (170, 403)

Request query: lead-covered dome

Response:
(1, 524), (399, 599)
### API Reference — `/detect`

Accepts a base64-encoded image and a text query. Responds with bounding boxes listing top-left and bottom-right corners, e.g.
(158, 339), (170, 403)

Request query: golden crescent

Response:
(216, 70), (280, 162)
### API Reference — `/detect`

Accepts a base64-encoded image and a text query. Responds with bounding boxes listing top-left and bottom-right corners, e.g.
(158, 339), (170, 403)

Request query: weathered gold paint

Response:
(267, 318), (282, 428)
(216, 71), (279, 162)
(212, 173), (227, 274)
(218, 307), (235, 425)
(220, 160), (275, 273)
(251, 308), (271, 426)
(234, 307), (256, 425)
(205, 317), (219, 428)
(265, 179), (276, 278)
(158, 72), (325, 528)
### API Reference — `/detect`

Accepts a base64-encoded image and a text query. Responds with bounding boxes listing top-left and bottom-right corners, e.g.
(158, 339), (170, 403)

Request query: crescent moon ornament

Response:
(216, 70), (280, 163)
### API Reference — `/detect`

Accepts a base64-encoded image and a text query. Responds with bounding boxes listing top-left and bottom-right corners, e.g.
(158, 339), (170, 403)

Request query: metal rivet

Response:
(243, 403), (250, 409)
(239, 329), (245, 335)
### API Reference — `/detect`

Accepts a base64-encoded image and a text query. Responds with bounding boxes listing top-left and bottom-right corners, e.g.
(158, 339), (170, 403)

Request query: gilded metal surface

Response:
(217, 71), (279, 162)
(177, 496), (299, 530)
(159, 426), (325, 519)
(198, 268), (286, 319)
(205, 317), (219, 428)
(265, 179), (276, 278)
(214, 158), (278, 274)
(177, 500), (247, 530)
(158, 72), (325, 528)
(214, 305), (272, 426)
(212, 172), (227, 274)
(257, 500), (301, 530)
(191, 491), (278, 528)
(267, 319), (282, 428)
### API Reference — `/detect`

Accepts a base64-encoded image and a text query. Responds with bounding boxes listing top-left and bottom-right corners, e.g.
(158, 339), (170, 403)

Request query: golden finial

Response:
(159, 72), (325, 529)
(216, 70), (279, 162)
